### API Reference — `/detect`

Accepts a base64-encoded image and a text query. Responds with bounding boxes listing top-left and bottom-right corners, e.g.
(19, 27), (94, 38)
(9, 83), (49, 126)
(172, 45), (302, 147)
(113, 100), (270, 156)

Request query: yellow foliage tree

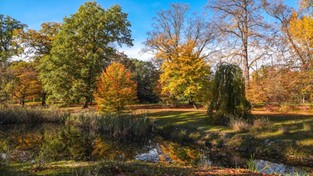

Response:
(289, 13), (313, 68)
(160, 41), (211, 108)
(95, 62), (137, 113)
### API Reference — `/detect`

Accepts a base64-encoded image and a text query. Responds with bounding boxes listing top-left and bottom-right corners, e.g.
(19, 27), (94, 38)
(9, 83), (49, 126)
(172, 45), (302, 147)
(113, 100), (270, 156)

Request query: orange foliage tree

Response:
(9, 61), (42, 106)
(94, 62), (137, 113)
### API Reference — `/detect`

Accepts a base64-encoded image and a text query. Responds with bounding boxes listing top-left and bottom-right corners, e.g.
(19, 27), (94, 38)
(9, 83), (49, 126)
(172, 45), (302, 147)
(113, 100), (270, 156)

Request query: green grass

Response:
(149, 111), (227, 132)
(147, 110), (313, 167)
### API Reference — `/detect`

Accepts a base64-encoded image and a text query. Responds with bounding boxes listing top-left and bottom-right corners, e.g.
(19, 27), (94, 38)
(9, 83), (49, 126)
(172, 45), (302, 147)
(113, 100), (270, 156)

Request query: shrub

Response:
(229, 118), (251, 132)
(251, 118), (270, 131)
(0, 107), (70, 125)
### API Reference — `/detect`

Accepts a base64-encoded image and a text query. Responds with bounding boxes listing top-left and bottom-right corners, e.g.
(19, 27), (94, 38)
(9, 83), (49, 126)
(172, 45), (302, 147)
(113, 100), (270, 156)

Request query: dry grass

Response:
(251, 118), (271, 131)
(228, 118), (251, 132)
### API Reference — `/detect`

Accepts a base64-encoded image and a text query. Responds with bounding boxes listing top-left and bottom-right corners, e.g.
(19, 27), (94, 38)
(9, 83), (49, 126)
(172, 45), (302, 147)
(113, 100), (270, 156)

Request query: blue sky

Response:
(0, 0), (298, 60)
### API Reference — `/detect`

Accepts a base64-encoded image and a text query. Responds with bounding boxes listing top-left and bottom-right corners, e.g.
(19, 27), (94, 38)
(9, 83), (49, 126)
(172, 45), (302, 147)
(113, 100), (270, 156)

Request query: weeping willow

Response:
(207, 63), (251, 124)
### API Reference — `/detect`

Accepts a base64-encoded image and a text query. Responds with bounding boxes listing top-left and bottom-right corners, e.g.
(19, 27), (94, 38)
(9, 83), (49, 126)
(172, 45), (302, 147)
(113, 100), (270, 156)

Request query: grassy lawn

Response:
(139, 106), (313, 167)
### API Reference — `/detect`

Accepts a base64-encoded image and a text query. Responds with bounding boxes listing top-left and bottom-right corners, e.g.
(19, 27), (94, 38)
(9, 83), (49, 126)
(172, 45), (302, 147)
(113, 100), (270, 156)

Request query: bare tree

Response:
(208, 0), (270, 88)
(144, 3), (216, 61)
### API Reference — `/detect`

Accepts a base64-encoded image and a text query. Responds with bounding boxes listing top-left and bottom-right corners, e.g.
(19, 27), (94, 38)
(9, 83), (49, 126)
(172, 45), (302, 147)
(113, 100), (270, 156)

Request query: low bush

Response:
(229, 118), (251, 132)
(0, 107), (70, 125)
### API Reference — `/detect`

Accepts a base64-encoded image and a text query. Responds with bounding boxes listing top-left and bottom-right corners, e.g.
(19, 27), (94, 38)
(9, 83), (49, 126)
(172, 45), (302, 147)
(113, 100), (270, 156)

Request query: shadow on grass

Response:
(146, 111), (228, 143)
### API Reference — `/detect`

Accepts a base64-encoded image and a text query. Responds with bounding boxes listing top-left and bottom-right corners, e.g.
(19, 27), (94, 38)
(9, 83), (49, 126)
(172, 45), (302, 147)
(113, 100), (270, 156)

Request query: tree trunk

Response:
(21, 99), (25, 107)
(41, 92), (47, 107)
(189, 100), (198, 109)
(192, 102), (198, 109)
(243, 58), (250, 89)
(243, 0), (250, 89)
(89, 97), (93, 106)
(83, 96), (89, 109)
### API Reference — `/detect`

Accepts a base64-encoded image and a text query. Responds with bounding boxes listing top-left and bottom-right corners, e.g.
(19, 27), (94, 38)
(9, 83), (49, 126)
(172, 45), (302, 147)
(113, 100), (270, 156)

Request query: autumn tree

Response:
(9, 61), (42, 106)
(18, 22), (61, 58)
(263, 0), (313, 69)
(160, 41), (211, 108)
(289, 14), (313, 68)
(40, 2), (133, 108)
(208, 0), (270, 88)
(145, 3), (214, 106)
(110, 53), (160, 103)
(208, 63), (251, 125)
(247, 66), (311, 104)
(17, 22), (61, 106)
(262, 0), (313, 103)
(95, 62), (137, 113)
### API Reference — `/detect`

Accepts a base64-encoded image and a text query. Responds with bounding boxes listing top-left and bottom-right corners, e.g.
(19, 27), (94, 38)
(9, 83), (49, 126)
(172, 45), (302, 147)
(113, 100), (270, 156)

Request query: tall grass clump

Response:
(97, 114), (154, 140)
(0, 107), (70, 125)
(251, 118), (270, 131)
(65, 113), (155, 141)
(229, 118), (251, 132)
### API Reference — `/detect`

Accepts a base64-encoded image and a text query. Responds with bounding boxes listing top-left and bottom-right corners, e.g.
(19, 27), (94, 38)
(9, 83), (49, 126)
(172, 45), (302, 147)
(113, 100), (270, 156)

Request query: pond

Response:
(0, 124), (311, 175)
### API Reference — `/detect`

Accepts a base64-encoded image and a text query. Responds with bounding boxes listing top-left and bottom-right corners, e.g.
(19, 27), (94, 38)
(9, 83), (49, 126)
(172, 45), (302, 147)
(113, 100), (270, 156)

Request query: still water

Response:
(0, 124), (310, 175)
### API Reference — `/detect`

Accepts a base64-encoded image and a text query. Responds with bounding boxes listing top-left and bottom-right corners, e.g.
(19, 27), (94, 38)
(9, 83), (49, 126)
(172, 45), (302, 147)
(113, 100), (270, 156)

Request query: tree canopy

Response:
(95, 62), (137, 113)
(0, 14), (25, 62)
(208, 63), (251, 124)
(160, 41), (211, 108)
(39, 2), (133, 108)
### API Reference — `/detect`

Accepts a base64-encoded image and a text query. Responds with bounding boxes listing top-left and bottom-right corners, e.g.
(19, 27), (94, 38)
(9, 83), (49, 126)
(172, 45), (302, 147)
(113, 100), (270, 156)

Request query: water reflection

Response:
(0, 124), (311, 175)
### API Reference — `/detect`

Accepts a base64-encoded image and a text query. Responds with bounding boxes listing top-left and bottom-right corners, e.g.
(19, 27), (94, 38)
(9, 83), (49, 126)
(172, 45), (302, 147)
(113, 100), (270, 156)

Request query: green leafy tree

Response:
(112, 54), (160, 103)
(40, 2), (133, 108)
(95, 62), (137, 113)
(132, 59), (160, 103)
(0, 14), (25, 62)
(0, 14), (25, 105)
(208, 63), (251, 125)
